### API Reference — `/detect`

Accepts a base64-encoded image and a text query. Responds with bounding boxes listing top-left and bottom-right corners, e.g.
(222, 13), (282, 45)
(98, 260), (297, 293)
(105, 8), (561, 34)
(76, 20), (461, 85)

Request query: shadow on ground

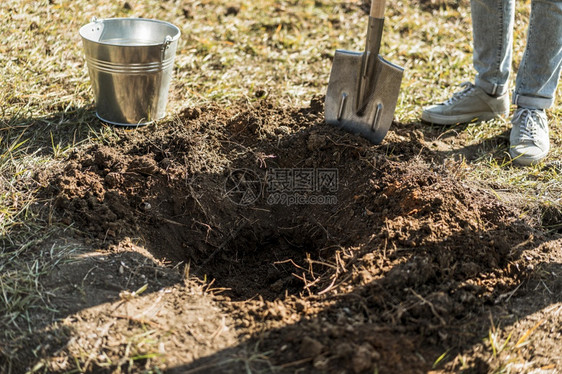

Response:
(1, 106), (106, 159)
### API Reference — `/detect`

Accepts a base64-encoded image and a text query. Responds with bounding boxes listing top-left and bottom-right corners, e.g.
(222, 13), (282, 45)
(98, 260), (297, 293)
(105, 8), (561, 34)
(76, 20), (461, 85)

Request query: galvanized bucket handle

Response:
(87, 17), (105, 41)
(89, 17), (103, 31)
(161, 35), (173, 61)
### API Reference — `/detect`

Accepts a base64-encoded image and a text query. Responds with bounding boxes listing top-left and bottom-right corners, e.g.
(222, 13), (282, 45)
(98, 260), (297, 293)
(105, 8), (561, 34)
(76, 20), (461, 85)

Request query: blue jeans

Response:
(471, 0), (562, 109)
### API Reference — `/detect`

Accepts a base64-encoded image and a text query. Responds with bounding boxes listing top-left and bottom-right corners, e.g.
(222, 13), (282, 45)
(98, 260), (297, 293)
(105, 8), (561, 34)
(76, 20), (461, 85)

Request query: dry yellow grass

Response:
(1, 0), (561, 372)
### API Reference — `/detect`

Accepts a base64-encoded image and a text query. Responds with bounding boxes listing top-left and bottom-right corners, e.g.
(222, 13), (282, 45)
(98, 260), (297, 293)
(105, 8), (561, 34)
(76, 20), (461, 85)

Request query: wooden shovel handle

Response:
(370, 0), (386, 18)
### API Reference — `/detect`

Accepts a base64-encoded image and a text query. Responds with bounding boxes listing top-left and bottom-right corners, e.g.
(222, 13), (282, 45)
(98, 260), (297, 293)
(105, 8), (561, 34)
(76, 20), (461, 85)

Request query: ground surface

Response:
(1, 0), (561, 373)
(4, 99), (558, 373)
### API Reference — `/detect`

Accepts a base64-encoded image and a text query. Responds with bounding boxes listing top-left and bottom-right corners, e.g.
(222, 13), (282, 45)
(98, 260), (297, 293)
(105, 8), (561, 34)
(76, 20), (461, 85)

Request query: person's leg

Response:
(471, 0), (515, 96)
(509, 0), (562, 165)
(421, 0), (513, 124)
(513, 0), (562, 109)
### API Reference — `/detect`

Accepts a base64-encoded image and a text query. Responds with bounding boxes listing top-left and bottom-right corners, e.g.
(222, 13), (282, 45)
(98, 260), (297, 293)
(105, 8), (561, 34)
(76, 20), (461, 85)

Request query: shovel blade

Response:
(325, 50), (404, 144)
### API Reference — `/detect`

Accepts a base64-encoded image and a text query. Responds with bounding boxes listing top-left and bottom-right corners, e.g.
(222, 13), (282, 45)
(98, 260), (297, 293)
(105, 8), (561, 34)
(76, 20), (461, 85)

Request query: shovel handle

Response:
(370, 0), (386, 18)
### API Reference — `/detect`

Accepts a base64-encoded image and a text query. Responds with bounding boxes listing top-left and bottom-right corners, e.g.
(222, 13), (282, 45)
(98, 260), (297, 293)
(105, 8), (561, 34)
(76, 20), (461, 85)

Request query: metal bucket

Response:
(80, 18), (180, 126)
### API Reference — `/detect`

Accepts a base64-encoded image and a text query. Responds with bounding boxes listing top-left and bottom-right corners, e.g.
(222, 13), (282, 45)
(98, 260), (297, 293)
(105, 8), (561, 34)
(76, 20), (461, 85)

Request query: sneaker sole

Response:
(509, 148), (549, 166)
(421, 111), (506, 125)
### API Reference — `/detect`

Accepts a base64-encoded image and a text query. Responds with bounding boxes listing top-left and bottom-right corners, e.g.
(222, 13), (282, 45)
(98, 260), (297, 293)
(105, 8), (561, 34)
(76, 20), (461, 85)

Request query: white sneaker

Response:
(422, 82), (510, 125)
(510, 108), (549, 166)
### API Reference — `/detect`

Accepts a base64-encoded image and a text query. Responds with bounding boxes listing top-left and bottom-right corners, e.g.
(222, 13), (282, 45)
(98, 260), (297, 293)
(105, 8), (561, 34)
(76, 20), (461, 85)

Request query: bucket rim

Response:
(79, 17), (181, 46)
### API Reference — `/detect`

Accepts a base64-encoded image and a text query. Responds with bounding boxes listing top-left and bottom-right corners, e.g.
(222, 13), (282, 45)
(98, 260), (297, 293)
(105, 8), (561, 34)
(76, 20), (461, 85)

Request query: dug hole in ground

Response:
(7, 98), (561, 373)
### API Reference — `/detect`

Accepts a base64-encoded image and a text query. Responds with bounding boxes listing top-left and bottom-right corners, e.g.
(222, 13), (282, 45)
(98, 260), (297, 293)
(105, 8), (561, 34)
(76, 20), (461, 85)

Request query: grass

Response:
(0, 234), (82, 370)
(446, 317), (551, 373)
(1, 0), (561, 372)
(481, 318), (548, 373)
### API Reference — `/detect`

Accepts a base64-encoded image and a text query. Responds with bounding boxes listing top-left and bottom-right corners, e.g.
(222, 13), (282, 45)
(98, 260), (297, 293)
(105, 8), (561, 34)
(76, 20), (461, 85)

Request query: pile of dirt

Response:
(40, 97), (560, 373)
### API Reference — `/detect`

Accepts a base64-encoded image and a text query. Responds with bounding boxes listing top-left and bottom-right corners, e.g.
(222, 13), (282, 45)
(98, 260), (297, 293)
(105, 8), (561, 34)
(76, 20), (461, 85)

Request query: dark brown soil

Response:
(19, 97), (562, 373)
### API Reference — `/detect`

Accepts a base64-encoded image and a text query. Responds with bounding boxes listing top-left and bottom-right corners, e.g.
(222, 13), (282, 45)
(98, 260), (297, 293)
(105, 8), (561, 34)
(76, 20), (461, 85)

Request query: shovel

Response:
(325, 0), (404, 144)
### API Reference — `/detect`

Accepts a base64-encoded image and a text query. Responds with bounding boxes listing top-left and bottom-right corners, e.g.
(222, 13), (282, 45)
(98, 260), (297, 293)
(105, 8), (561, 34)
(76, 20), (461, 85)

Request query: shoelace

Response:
(442, 82), (475, 105)
(513, 108), (542, 142)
